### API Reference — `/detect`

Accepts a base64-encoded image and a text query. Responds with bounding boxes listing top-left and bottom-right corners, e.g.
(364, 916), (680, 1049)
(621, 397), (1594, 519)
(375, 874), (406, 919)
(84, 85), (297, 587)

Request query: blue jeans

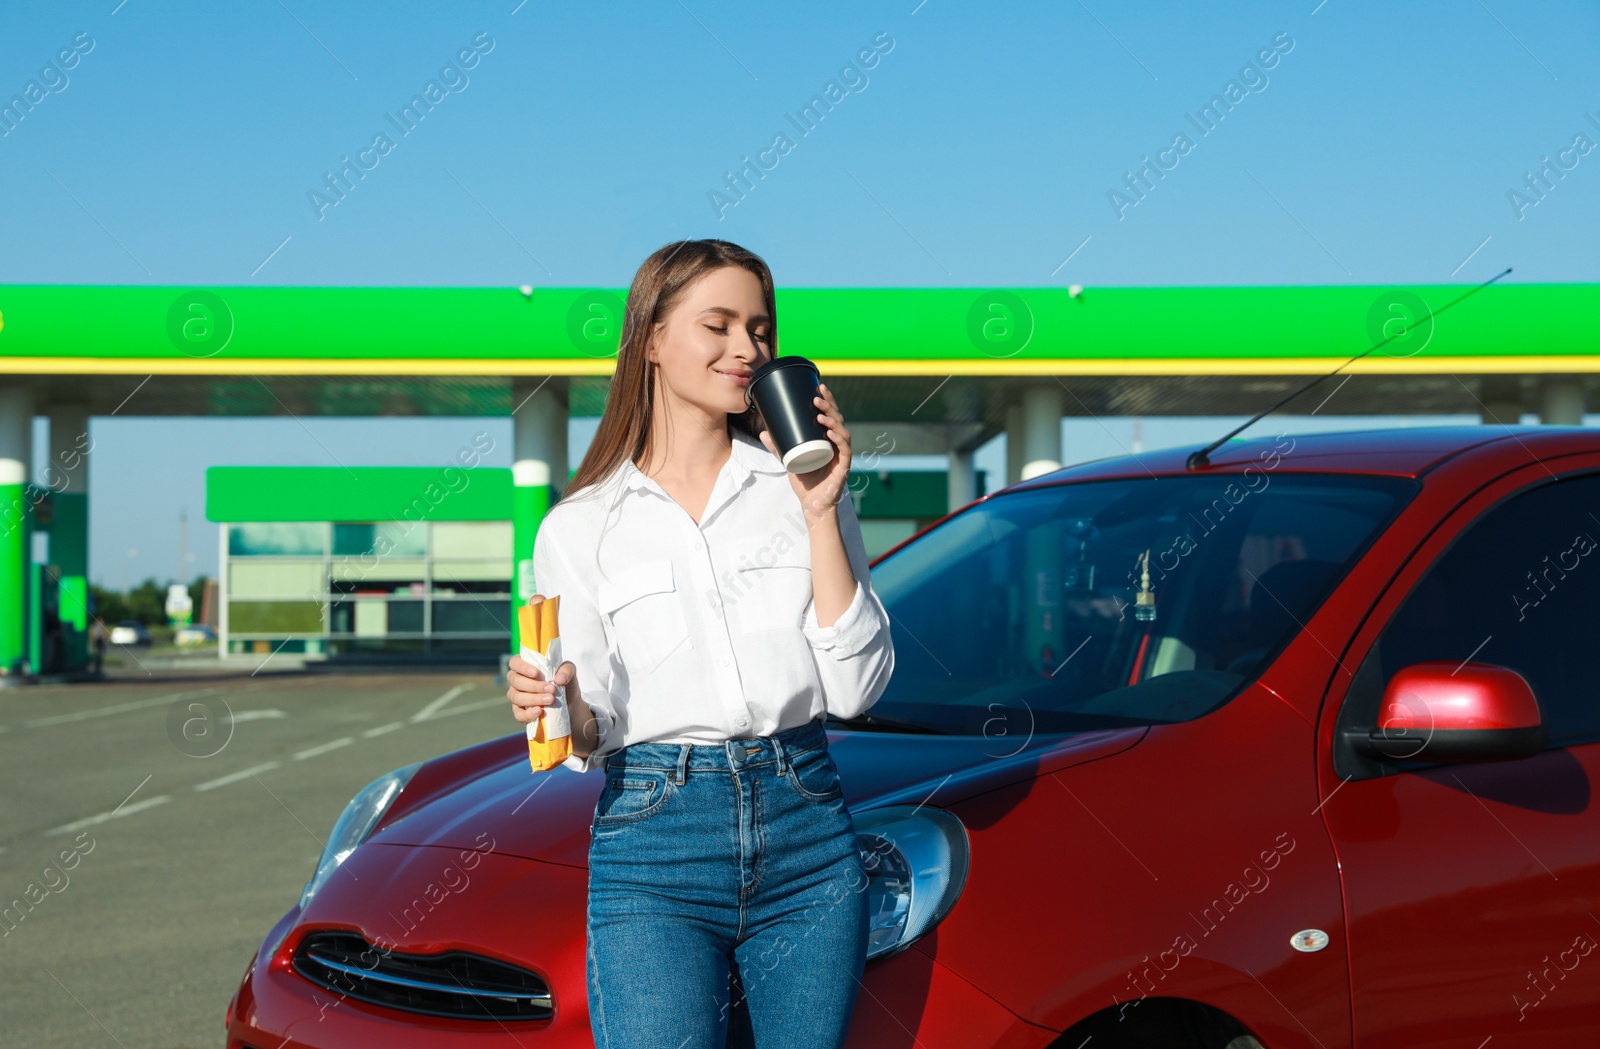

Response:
(585, 715), (870, 1048)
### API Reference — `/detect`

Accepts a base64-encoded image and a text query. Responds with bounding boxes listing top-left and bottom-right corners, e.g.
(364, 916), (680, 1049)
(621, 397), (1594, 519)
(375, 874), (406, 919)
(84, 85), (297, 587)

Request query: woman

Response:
(504, 238), (895, 1048)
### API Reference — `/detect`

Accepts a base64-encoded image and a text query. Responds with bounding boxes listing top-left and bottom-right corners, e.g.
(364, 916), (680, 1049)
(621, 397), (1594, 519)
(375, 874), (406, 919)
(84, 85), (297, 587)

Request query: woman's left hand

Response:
(759, 382), (850, 524)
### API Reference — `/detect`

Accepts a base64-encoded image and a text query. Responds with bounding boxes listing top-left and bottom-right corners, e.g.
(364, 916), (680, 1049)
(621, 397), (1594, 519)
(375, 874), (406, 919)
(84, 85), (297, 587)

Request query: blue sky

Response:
(3, 0), (1597, 588)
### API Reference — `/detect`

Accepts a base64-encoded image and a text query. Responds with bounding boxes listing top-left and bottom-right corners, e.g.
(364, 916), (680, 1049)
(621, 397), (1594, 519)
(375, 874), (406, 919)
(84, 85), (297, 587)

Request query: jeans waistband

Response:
(606, 716), (828, 783)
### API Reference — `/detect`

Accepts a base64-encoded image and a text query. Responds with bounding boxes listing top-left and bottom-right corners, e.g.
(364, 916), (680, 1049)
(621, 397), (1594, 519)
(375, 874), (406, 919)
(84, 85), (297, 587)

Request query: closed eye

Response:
(707, 324), (771, 344)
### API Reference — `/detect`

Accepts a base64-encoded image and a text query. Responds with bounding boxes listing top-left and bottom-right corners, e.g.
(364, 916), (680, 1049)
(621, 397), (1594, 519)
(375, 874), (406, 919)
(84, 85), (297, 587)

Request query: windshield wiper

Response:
(825, 712), (947, 735)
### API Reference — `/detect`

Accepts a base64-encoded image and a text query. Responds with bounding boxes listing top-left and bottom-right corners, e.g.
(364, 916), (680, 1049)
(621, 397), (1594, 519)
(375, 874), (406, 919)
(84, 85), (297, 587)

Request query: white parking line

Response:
(45, 796), (171, 836)
(410, 683), (474, 723)
(361, 722), (404, 738)
(22, 687), (220, 728)
(294, 737), (354, 760)
(421, 697), (508, 720)
(231, 709), (287, 724)
(195, 761), (283, 792)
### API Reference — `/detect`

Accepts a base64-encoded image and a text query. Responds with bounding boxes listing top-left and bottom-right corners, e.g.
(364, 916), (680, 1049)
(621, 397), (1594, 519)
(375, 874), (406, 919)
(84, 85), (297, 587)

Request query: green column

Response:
(45, 404), (91, 671)
(52, 492), (89, 669)
(0, 482), (24, 673)
(0, 385), (32, 676)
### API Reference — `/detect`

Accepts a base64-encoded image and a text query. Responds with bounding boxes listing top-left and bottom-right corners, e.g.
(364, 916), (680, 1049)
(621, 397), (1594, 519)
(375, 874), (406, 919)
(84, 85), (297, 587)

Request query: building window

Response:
(228, 522), (326, 557)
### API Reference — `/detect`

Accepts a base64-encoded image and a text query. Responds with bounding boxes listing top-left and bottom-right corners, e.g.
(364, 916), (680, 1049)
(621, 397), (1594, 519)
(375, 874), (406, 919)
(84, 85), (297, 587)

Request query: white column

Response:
(1020, 386), (1063, 480)
(0, 384), (30, 489)
(513, 378), (569, 496)
(44, 402), (88, 494)
(1539, 377), (1585, 425)
(1478, 377), (1522, 425)
(512, 377), (569, 614)
(218, 523), (229, 659)
(947, 446), (976, 513)
(1479, 401), (1523, 425)
(1004, 403), (1024, 486)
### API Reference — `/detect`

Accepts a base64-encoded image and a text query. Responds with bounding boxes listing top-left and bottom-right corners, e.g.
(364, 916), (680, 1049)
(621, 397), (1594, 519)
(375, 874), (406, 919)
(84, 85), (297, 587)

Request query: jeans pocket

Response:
(594, 770), (674, 825)
(785, 745), (843, 803)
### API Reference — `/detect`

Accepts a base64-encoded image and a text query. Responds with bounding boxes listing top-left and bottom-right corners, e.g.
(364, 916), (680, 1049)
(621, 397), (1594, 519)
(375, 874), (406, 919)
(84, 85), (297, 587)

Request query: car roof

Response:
(999, 424), (1599, 491)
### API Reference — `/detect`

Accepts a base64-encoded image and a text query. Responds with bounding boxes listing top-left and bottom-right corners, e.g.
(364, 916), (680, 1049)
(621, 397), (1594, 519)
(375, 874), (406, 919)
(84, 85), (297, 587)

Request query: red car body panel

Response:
(1309, 447), (1600, 1047)
(373, 727), (1146, 867)
(231, 846), (1061, 1049)
(924, 685), (1354, 1047)
(229, 426), (1600, 1048)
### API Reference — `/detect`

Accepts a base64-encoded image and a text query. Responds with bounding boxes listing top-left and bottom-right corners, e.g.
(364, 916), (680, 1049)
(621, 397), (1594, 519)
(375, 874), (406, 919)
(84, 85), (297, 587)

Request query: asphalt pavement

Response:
(0, 657), (518, 1049)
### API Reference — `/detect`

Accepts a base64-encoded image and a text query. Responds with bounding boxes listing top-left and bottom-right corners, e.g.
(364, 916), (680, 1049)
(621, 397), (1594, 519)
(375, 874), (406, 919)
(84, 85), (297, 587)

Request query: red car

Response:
(228, 425), (1600, 1048)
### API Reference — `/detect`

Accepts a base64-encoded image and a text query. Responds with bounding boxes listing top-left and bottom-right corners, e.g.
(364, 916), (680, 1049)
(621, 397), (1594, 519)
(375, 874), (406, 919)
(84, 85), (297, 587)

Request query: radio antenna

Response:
(1185, 267), (1513, 470)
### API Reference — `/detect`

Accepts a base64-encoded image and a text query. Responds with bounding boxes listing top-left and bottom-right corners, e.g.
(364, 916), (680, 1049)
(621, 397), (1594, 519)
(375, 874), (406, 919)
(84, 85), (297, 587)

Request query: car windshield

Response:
(863, 471), (1416, 735)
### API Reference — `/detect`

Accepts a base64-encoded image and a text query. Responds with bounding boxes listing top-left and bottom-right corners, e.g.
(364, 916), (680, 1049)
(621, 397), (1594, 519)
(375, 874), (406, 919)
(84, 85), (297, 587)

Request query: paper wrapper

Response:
(519, 600), (572, 772)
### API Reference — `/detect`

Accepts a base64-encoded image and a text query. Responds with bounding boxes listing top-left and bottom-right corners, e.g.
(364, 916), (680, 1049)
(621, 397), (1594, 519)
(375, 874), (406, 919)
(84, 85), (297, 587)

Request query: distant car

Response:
(175, 624), (217, 645)
(108, 620), (151, 646)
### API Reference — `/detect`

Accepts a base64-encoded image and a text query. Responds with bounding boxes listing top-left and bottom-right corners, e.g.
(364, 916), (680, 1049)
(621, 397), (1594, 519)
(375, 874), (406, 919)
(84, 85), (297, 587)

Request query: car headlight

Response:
(298, 763), (422, 910)
(853, 805), (971, 961)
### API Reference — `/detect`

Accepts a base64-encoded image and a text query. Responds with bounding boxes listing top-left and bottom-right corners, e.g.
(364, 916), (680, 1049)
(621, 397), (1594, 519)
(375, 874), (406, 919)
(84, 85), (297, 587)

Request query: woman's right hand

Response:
(506, 655), (577, 724)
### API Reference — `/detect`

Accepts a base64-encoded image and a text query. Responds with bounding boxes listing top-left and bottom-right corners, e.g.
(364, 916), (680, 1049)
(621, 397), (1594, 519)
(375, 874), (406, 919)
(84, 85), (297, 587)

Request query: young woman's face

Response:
(649, 265), (773, 419)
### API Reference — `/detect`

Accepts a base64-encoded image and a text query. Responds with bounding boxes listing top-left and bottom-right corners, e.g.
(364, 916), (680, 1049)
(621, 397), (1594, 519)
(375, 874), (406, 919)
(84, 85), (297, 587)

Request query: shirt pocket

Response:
(597, 558), (694, 674)
(731, 546), (812, 634)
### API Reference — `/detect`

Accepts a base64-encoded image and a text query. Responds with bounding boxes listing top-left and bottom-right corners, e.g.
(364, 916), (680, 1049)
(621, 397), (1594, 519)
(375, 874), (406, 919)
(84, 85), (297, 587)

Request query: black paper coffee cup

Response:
(745, 355), (835, 473)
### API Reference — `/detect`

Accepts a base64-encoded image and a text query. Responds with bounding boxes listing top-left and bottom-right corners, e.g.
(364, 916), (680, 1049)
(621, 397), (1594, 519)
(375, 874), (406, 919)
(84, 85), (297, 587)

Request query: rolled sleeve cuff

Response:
(559, 692), (616, 774)
(802, 580), (881, 659)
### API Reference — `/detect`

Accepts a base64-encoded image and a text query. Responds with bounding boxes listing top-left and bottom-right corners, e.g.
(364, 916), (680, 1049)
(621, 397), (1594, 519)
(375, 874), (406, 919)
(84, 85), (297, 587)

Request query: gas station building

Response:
(1, 281), (1594, 675)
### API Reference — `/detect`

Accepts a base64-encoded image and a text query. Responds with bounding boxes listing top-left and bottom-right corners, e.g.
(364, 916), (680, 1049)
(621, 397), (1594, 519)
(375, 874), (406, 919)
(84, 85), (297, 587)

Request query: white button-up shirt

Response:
(531, 424), (895, 773)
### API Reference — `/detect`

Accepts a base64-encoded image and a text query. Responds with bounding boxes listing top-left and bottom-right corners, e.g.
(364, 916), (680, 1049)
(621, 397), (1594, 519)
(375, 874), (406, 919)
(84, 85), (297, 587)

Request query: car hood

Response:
(374, 725), (1147, 867)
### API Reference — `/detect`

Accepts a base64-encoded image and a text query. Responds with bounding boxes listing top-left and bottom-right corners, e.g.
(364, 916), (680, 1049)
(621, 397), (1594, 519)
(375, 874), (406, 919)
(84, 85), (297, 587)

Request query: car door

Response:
(1318, 463), (1600, 1046)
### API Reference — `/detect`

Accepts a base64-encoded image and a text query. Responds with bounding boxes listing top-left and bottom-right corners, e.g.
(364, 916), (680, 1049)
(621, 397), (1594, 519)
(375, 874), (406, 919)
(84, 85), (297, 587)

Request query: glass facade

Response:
(222, 520), (513, 658)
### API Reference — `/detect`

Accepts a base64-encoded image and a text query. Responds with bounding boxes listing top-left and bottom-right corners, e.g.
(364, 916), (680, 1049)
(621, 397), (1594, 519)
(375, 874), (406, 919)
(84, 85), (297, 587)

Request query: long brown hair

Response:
(563, 239), (777, 504)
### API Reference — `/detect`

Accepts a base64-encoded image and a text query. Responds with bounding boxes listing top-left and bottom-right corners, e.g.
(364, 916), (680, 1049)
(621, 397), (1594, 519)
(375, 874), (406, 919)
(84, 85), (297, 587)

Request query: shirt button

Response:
(736, 717), (749, 727)
(720, 656), (730, 667)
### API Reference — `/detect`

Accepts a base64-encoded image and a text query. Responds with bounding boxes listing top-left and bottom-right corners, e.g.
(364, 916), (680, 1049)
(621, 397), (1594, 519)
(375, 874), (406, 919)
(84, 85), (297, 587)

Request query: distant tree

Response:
(124, 578), (170, 625)
(88, 584), (130, 625)
(188, 575), (210, 623)
(89, 575), (213, 626)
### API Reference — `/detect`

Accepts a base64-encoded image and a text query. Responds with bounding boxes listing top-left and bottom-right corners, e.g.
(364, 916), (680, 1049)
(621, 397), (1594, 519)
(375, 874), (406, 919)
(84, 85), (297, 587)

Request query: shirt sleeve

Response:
(533, 510), (625, 774)
(801, 491), (895, 720)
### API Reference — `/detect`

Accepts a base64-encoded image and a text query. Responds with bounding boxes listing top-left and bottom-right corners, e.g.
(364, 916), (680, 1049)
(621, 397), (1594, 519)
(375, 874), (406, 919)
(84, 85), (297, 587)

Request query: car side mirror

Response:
(1351, 661), (1546, 763)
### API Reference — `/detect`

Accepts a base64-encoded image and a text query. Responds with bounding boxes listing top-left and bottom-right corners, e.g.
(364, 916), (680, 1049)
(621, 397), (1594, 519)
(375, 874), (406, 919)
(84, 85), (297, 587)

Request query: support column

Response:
(511, 377), (569, 656)
(1004, 403), (1024, 486)
(947, 445), (976, 514)
(1478, 376), (1523, 425)
(1539, 377), (1585, 425)
(1007, 385), (1068, 681)
(45, 403), (90, 671)
(218, 523), (230, 659)
(1, 384), (34, 675)
(1021, 385), (1064, 480)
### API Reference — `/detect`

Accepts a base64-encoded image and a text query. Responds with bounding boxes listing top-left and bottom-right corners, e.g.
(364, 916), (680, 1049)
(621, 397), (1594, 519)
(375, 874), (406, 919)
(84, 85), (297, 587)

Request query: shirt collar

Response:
(619, 425), (786, 494)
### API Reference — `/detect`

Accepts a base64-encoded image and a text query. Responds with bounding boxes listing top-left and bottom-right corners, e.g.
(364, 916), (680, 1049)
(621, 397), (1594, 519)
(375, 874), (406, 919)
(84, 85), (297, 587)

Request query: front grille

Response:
(291, 930), (553, 1021)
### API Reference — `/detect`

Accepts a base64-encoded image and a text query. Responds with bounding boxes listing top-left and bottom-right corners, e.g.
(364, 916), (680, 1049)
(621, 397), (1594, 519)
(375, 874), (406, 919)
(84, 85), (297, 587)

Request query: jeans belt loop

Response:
(771, 735), (788, 777)
(675, 744), (690, 786)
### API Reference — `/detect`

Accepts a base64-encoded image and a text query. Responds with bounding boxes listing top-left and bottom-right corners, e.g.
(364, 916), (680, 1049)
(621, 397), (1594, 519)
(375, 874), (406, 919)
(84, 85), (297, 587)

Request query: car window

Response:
(1340, 472), (1600, 753)
(867, 473), (1415, 735)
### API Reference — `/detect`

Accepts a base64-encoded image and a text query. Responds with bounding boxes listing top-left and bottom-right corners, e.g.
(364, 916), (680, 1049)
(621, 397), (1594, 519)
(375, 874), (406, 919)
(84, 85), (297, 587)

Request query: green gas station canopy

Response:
(1, 282), (1593, 374)
(2, 282), (1595, 423)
